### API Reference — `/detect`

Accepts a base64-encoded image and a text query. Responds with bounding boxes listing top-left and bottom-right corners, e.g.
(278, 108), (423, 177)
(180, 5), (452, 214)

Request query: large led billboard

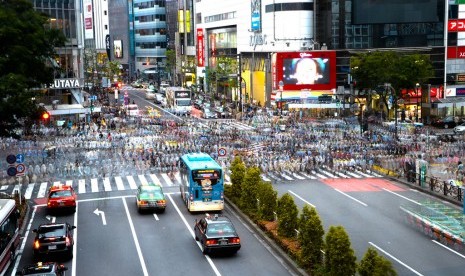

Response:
(273, 51), (336, 92)
(352, 0), (438, 24)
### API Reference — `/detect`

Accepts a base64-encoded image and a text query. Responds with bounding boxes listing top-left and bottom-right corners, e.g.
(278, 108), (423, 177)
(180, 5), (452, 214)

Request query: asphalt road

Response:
(14, 187), (297, 276)
(272, 177), (465, 276)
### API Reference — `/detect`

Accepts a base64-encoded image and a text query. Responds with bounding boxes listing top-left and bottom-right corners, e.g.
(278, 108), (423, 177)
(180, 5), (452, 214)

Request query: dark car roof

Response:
(37, 223), (67, 237)
(21, 262), (57, 275)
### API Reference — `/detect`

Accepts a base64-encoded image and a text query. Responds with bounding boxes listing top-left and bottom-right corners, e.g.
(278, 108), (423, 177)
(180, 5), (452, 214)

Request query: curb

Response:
(225, 197), (308, 276)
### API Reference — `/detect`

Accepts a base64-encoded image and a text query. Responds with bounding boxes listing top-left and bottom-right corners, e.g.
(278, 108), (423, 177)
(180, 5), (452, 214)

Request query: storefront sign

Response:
(249, 33), (267, 48)
(447, 46), (465, 59)
(196, 28), (204, 67)
(456, 87), (465, 96)
(50, 79), (83, 89)
(251, 0), (262, 32)
(458, 74), (465, 83)
(448, 19), (465, 32)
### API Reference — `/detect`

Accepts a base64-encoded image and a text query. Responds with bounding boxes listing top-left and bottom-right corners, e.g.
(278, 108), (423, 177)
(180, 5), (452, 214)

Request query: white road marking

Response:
(127, 175), (138, 190)
(149, 174), (162, 186)
(103, 177), (112, 191)
(261, 174), (272, 182)
(161, 173), (174, 186)
(153, 214), (159, 221)
(431, 240), (465, 259)
(288, 190), (316, 208)
(174, 172), (182, 184)
(382, 188), (422, 205)
(167, 194), (221, 276)
(37, 182), (48, 198)
(78, 179), (86, 194)
(91, 178), (99, 193)
(369, 242), (423, 276)
(72, 203), (78, 276)
(334, 189), (368, 206)
(122, 197), (149, 276)
(115, 176), (125, 191)
(12, 206), (38, 275)
(66, 180), (73, 186)
(24, 184), (34, 200)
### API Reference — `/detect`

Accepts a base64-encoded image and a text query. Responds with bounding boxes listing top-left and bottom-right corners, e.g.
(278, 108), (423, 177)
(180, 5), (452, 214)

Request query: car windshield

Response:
(206, 222), (236, 236)
(38, 225), (66, 238)
(50, 190), (72, 198)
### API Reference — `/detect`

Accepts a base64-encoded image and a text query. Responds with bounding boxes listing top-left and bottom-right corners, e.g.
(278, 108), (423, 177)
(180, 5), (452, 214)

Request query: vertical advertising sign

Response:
(105, 35), (111, 61)
(251, 0), (262, 32)
(196, 29), (205, 67)
(83, 0), (94, 39)
(114, 40), (123, 59)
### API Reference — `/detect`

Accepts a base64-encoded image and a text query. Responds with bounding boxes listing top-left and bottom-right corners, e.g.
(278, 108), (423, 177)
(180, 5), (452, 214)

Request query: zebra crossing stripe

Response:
(345, 171), (362, 178)
(319, 169), (339, 178)
(138, 175), (148, 185)
(175, 172), (182, 184)
(91, 178), (99, 193)
(78, 179), (86, 194)
(161, 173), (174, 186)
(127, 176), (138, 190)
(103, 177), (112, 191)
(354, 169), (373, 178)
(333, 171), (350, 178)
(0, 185), (7, 191)
(312, 171), (328, 179)
(369, 170), (383, 177)
(24, 184), (34, 200)
(261, 174), (272, 182)
(115, 176), (125, 191)
(38, 182), (48, 198)
(300, 172), (317, 179)
(11, 185), (20, 197)
(292, 173), (306, 180)
(53, 181), (61, 187)
(66, 180), (73, 187)
(149, 174), (161, 186)
(281, 172), (294, 181)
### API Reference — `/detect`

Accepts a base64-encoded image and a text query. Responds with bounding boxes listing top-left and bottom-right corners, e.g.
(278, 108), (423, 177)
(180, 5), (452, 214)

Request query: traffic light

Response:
(42, 111), (50, 120)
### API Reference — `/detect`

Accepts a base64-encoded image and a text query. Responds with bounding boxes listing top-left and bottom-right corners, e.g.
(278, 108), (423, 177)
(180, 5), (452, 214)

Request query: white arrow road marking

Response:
(93, 208), (107, 225)
(45, 215), (56, 223)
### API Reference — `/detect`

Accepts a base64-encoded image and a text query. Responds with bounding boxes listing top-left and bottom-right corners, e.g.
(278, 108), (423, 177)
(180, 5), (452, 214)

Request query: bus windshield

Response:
(177, 99), (191, 106)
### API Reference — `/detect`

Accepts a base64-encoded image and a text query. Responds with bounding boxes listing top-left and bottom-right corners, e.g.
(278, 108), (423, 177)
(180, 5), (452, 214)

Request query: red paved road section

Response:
(322, 178), (406, 192)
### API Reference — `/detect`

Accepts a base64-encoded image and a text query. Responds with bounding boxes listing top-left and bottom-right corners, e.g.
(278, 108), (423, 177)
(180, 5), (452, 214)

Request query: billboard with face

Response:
(273, 51), (336, 92)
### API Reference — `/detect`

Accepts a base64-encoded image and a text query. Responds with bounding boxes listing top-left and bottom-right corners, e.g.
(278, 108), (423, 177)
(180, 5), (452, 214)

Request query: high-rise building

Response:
(132, 0), (168, 81)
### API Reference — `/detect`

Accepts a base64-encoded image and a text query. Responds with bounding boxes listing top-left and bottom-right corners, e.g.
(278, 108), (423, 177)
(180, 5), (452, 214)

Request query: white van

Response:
(126, 104), (140, 117)
(159, 83), (169, 94)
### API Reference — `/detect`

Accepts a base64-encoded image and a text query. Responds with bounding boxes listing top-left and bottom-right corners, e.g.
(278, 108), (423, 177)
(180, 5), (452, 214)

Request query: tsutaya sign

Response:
(49, 78), (83, 89)
(249, 33), (267, 48)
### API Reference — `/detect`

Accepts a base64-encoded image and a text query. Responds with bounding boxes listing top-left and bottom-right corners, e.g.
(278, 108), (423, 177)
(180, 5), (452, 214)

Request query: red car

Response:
(47, 185), (77, 213)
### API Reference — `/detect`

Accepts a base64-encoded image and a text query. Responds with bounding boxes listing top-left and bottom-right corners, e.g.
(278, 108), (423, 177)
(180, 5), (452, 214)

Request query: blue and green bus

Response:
(179, 153), (224, 212)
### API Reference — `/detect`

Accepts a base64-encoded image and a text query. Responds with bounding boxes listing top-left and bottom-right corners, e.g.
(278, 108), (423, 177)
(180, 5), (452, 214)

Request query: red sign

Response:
(196, 28), (204, 67)
(447, 46), (465, 59)
(448, 19), (465, 32)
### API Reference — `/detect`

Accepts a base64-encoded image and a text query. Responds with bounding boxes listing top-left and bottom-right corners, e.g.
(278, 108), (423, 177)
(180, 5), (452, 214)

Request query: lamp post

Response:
(385, 83), (398, 141)
(279, 80), (284, 116)
(360, 103), (364, 135)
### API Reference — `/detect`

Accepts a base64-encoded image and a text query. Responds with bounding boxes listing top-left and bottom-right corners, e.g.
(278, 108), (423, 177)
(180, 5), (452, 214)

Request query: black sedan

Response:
(194, 214), (241, 255)
(32, 223), (76, 260)
(431, 116), (461, 129)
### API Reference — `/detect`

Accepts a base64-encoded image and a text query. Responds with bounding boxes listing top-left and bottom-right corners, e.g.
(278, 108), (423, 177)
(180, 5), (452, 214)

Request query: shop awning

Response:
(45, 104), (101, 115)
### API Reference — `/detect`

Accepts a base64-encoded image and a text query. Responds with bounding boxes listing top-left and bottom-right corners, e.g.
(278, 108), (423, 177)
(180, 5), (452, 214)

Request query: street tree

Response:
(257, 181), (277, 221)
(165, 49), (176, 83)
(324, 225), (357, 276)
(350, 51), (433, 116)
(358, 247), (397, 276)
(298, 205), (325, 271)
(239, 166), (261, 214)
(229, 156), (245, 203)
(0, 0), (66, 137)
(276, 193), (299, 238)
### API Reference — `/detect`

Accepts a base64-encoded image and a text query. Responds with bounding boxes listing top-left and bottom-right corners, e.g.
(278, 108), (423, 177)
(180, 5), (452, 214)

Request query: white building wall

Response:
(196, 0), (314, 53)
(93, 0), (110, 50)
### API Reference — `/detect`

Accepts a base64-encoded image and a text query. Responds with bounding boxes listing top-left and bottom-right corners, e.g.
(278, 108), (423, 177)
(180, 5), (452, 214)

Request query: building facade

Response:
(30, 0), (92, 124)
(132, 0), (168, 80)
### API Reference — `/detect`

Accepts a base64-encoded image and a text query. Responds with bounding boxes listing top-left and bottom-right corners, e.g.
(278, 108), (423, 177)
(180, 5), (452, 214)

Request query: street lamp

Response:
(279, 80), (284, 116)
